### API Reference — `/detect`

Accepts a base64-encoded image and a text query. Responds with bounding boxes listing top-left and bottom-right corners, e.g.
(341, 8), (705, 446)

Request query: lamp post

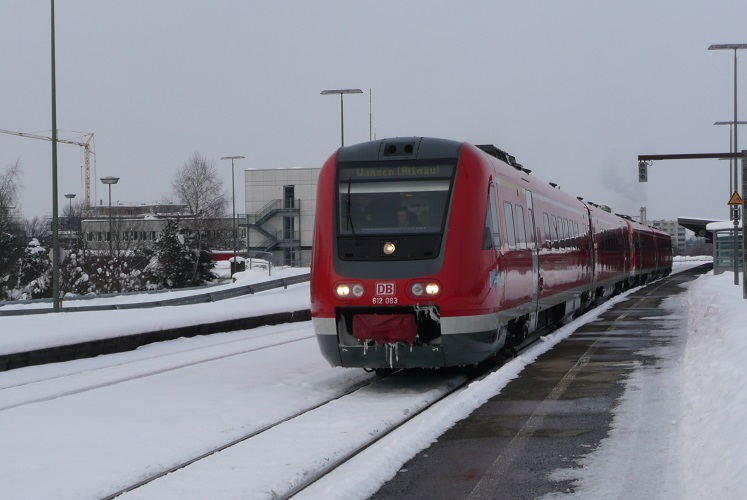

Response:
(321, 89), (363, 147)
(710, 44), (747, 293)
(220, 155), (245, 275)
(100, 176), (119, 257)
(50, 0), (61, 311)
(64, 193), (75, 230)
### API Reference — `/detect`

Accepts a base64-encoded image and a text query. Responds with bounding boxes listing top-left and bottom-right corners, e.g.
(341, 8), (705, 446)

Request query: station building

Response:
(242, 167), (320, 267)
(72, 169), (321, 268)
(650, 219), (686, 253)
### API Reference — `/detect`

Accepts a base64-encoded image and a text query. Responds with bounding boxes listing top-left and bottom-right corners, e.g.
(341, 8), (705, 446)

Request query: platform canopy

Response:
(677, 217), (721, 243)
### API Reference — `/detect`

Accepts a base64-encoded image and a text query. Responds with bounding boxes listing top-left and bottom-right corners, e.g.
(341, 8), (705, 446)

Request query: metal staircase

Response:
(244, 199), (300, 251)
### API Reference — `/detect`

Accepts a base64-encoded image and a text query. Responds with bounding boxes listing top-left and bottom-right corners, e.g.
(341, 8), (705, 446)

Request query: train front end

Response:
(311, 137), (494, 369)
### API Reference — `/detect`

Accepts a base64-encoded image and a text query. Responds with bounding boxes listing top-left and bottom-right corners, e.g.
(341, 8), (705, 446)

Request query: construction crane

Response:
(0, 129), (95, 209)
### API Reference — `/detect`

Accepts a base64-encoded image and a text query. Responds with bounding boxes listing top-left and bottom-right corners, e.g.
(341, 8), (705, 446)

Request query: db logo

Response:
(375, 283), (395, 296)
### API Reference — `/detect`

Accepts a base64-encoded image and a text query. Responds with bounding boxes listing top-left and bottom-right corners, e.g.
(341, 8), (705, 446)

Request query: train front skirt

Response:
(312, 312), (508, 369)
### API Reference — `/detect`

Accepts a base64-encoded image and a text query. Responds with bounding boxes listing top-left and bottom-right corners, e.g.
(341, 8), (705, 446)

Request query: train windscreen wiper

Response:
(345, 179), (358, 245)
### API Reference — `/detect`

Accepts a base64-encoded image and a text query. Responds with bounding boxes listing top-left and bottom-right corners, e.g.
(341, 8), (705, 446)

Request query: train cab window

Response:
(482, 184), (502, 250)
(336, 163), (454, 236)
(515, 205), (527, 249)
(503, 201), (517, 249)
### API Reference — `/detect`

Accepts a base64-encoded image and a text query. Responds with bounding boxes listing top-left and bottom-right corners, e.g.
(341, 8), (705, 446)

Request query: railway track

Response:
(103, 340), (548, 499)
(0, 324), (314, 412)
(101, 373), (381, 499)
(101, 369), (468, 499)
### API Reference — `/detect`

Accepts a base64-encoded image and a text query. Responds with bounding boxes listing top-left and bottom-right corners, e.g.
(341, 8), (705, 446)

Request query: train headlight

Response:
(335, 282), (365, 299)
(383, 242), (396, 255)
(408, 280), (441, 299)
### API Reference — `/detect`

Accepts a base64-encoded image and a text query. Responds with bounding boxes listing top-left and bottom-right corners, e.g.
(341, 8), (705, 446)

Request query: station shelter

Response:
(707, 220), (743, 275)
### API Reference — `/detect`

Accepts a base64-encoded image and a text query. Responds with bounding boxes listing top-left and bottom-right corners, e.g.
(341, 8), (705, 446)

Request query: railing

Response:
(246, 199), (300, 225)
(257, 229), (281, 250)
(0, 273), (310, 316)
(247, 200), (281, 225)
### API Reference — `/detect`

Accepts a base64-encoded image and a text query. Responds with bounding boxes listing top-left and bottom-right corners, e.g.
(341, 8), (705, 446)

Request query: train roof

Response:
(335, 138), (660, 236)
(335, 137), (463, 163)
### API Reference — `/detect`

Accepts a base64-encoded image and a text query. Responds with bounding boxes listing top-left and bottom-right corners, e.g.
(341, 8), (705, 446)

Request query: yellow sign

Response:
(728, 191), (743, 205)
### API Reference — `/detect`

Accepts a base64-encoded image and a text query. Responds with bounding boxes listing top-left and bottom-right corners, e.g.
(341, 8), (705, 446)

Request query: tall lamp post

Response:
(321, 89), (363, 147)
(220, 155), (245, 275)
(50, 0), (61, 311)
(64, 193), (75, 230)
(100, 176), (119, 257)
(709, 44), (747, 293)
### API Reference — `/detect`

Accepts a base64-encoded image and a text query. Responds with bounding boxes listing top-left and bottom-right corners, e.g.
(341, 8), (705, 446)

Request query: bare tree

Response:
(171, 152), (229, 279)
(1, 161), (23, 298)
(23, 216), (51, 243)
(172, 152), (229, 218)
(0, 160), (21, 215)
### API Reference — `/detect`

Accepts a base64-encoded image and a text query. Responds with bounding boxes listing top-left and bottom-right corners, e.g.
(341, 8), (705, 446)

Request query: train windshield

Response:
(337, 163), (455, 235)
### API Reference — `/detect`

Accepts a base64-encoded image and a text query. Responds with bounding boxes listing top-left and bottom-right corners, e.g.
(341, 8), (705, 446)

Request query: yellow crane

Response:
(0, 129), (96, 209)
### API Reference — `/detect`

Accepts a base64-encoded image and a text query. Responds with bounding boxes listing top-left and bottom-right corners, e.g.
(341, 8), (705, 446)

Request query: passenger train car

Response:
(310, 137), (672, 370)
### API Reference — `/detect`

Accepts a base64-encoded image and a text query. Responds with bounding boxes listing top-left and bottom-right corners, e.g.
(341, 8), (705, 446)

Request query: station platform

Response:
(371, 263), (712, 499)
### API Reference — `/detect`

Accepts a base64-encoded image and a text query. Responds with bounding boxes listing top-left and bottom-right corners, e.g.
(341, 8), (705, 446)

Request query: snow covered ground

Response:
(0, 257), (744, 499)
(0, 262), (311, 355)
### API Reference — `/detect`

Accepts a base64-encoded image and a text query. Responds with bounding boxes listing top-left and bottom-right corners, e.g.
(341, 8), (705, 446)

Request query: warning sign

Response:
(728, 191), (743, 206)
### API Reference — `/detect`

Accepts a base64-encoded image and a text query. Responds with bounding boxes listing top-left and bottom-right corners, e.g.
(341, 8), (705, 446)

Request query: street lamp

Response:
(710, 44), (747, 293)
(220, 155), (245, 275)
(64, 193), (75, 231)
(321, 89), (363, 147)
(100, 176), (119, 256)
(51, 0), (61, 311)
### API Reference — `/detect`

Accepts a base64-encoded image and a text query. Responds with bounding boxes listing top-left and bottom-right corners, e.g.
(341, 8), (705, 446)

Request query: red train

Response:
(310, 137), (672, 370)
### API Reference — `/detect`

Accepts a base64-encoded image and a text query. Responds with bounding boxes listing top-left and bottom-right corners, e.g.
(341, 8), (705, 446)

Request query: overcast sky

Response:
(2, 1), (746, 222)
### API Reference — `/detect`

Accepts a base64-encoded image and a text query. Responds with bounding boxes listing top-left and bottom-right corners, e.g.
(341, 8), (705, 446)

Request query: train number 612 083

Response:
(373, 297), (398, 305)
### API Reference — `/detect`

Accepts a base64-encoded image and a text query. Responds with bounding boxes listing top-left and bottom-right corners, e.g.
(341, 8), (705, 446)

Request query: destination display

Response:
(339, 163), (454, 181)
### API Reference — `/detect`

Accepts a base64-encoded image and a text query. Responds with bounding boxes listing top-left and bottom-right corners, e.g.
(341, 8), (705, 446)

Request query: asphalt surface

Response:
(371, 264), (710, 499)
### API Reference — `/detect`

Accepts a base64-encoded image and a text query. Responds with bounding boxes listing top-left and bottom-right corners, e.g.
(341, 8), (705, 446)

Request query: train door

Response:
(525, 191), (540, 332)
(589, 214), (598, 294)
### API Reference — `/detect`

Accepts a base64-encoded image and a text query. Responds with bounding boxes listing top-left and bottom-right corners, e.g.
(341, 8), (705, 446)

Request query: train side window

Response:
(482, 184), (501, 250)
(570, 221), (576, 249)
(543, 213), (551, 247)
(503, 201), (517, 249)
(527, 207), (537, 246)
(574, 222), (580, 249)
(563, 218), (569, 248)
(515, 205), (526, 249)
(551, 215), (559, 249)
